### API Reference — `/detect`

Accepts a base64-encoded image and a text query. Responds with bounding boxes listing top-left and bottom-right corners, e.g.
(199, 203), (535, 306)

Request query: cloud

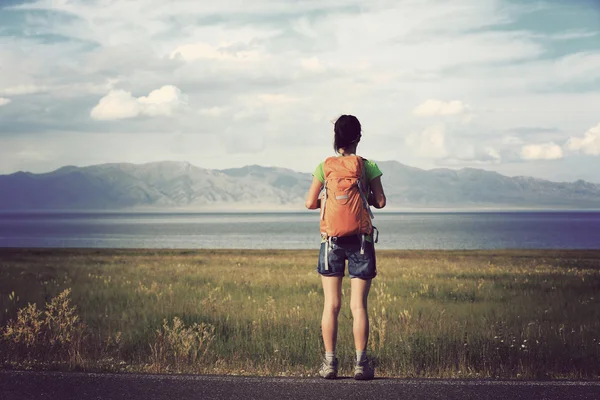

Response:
(566, 124), (600, 156)
(169, 43), (261, 62)
(481, 147), (501, 163)
(405, 124), (447, 159)
(501, 136), (525, 146)
(440, 145), (502, 166)
(0, 84), (49, 96)
(456, 51), (600, 97)
(413, 99), (471, 117)
(90, 90), (141, 120)
(301, 56), (324, 72)
(545, 30), (599, 41)
(90, 85), (188, 120)
(199, 107), (227, 117)
(0, 98), (11, 107)
(0, 81), (119, 100)
(1, 0), (599, 181)
(231, 93), (301, 121)
(520, 142), (564, 160)
(256, 93), (299, 104)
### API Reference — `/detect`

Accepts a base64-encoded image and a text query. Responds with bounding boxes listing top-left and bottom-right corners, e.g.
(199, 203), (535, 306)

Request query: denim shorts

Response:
(317, 235), (377, 280)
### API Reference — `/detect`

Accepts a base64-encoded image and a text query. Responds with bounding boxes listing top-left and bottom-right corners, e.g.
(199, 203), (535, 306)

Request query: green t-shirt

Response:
(313, 158), (383, 185)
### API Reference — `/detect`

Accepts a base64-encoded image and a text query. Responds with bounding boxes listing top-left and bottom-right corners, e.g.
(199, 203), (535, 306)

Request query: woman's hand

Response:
(369, 176), (386, 209)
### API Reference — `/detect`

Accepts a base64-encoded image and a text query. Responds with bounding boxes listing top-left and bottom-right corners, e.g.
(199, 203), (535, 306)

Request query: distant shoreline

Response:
(2, 207), (600, 214)
(2, 248), (600, 255)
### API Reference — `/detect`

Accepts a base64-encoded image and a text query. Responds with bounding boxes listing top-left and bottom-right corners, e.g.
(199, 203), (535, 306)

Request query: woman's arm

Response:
(369, 176), (386, 209)
(305, 176), (323, 209)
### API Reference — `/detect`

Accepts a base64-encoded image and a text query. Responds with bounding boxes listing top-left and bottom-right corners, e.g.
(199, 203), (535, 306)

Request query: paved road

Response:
(2, 370), (600, 400)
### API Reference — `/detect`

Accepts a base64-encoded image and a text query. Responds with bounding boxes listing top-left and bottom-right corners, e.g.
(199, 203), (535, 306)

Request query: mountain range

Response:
(1, 160), (599, 210)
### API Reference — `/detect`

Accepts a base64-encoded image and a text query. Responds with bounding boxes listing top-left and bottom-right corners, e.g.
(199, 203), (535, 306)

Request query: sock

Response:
(325, 351), (336, 363)
(356, 350), (367, 364)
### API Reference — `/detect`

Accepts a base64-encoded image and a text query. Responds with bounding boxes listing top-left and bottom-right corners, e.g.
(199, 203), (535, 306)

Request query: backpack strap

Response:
(358, 157), (374, 253)
(360, 157), (367, 192)
(357, 158), (374, 220)
(324, 238), (329, 271)
(320, 181), (327, 222)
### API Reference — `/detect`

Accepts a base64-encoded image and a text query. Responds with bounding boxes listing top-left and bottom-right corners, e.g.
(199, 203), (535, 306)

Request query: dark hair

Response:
(333, 114), (361, 153)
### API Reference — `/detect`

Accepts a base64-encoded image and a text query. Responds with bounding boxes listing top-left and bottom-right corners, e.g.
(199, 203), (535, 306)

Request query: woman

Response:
(305, 114), (386, 380)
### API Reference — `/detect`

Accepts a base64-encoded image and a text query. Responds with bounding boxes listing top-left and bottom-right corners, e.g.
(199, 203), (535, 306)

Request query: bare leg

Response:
(321, 275), (343, 352)
(350, 278), (372, 351)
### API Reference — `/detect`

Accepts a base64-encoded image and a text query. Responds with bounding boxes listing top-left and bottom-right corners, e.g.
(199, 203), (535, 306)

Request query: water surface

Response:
(0, 211), (598, 250)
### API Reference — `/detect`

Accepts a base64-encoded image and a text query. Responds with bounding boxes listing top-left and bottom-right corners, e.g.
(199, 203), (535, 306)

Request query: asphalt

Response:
(1, 370), (600, 400)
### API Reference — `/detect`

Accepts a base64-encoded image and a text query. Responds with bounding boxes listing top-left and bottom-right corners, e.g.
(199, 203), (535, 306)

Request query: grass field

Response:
(1, 248), (600, 379)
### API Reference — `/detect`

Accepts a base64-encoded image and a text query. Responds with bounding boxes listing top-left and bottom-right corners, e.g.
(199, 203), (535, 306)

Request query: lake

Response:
(1, 211), (599, 250)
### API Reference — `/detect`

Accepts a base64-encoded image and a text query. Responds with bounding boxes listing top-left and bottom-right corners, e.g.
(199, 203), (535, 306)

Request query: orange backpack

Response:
(319, 155), (374, 239)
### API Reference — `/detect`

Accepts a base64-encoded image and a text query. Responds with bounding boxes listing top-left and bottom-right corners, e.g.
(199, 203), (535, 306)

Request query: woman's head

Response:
(333, 114), (361, 154)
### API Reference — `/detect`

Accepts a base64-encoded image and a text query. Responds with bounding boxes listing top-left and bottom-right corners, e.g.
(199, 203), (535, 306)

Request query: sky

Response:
(0, 0), (599, 183)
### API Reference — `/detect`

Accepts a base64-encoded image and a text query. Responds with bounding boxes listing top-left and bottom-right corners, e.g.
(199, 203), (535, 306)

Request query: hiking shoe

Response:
(319, 358), (338, 379)
(354, 359), (375, 380)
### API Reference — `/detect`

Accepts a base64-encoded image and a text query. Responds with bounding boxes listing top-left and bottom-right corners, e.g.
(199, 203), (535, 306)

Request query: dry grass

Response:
(2, 288), (86, 369)
(1, 248), (599, 379)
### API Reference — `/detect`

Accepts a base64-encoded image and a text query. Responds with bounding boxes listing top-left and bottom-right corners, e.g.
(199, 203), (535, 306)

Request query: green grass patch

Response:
(1, 248), (600, 378)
